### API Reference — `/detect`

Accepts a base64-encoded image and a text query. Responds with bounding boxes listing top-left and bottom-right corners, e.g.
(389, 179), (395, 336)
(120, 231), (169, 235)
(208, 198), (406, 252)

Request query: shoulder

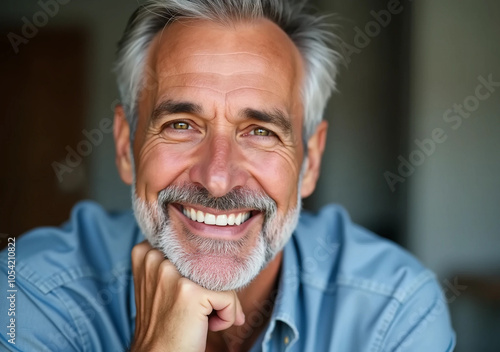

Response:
(0, 201), (142, 351)
(293, 204), (431, 297)
(7, 200), (140, 292)
(290, 204), (455, 351)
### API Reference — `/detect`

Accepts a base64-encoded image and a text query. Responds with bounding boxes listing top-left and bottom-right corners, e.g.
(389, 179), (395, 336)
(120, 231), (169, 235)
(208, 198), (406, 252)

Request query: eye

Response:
(250, 127), (274, 137)
(171, 121), (191, 130)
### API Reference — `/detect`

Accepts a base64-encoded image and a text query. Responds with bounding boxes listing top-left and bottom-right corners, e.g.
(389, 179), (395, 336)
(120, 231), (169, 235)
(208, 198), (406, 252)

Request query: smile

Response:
(181, 205), (252, 226)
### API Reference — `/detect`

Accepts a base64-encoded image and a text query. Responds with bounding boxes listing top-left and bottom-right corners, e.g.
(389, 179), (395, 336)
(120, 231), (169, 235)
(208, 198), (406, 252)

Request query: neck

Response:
(207, 251), (283, 352)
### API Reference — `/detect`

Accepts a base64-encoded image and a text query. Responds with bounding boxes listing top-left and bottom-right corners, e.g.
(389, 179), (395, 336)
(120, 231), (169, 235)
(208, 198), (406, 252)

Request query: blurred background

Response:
(1, 0), (499, 350)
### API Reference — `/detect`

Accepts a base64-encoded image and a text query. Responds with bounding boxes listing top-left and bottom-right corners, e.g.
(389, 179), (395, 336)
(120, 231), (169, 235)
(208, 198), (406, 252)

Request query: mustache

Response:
(157, 184), (277, 216)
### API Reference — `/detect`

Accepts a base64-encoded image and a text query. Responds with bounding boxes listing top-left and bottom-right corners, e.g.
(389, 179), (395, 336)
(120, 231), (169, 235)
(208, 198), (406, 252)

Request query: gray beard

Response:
(131, 183), (302, 291)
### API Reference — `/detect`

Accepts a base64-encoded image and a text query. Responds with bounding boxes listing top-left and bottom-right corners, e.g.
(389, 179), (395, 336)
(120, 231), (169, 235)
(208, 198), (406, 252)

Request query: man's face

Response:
(118, 19), (314, 291)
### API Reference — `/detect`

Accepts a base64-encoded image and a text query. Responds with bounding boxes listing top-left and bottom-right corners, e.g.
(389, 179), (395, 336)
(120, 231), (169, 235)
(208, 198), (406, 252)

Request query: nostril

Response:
(188, 146), (249, 197)
(205, 173), (231, 197)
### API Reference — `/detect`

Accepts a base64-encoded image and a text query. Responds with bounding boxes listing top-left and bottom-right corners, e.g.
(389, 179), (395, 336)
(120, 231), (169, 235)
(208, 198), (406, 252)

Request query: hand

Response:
(129, 241), (245, 352)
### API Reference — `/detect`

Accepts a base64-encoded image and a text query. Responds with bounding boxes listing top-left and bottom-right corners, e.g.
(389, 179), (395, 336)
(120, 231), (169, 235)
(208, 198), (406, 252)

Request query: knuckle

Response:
(158, 260), (176, 278)
(131, 242), (149, 259)
(131, 245), (141, 259)
(176, 277), (198, 298)
(144, 248), (163, 264)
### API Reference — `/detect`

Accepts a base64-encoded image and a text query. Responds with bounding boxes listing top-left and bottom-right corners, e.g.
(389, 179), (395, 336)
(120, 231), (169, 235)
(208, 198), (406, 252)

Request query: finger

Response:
(234, 295), (245, 327)
(149, 260), (183, 319)
(131, 241), (152, 321)
(131, 241), (152, 277)
(141, 248), (165, 323)
(206, 291), (245, 332)
(157, 258), (182, 284)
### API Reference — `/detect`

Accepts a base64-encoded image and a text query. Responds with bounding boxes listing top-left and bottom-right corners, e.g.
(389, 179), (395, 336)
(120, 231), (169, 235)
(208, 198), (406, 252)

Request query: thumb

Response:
(206, 291), (245, 331)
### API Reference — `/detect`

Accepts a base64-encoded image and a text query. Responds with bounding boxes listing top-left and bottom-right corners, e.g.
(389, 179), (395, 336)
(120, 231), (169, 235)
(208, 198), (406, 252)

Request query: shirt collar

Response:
(262, 234), (301, 349)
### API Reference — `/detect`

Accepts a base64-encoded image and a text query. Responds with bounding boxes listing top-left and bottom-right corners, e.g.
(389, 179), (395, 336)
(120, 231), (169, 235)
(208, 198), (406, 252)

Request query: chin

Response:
(164, 220), (270, 291)
(132, 183), (301, 291)
(176, 248), (267, 292)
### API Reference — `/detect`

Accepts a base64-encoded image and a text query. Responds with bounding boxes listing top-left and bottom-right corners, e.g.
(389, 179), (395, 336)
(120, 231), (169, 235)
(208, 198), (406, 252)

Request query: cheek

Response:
(248, 152), (300, 210)
(136, 142), (194, 200)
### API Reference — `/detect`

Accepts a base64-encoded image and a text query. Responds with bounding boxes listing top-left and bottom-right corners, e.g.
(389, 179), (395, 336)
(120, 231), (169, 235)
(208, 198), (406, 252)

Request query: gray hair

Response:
(114, 0), (341, 143)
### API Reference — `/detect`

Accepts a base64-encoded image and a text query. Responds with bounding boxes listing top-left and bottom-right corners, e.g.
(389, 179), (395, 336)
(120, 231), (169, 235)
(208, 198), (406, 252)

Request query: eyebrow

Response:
(151, 100), (292, 136)
(242, 108), (292, 136)
(151, 100), (203, 121)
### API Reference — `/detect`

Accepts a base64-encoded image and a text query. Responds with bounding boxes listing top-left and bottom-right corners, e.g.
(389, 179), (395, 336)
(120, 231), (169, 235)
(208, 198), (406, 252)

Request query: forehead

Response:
(145, 18), (304, 110)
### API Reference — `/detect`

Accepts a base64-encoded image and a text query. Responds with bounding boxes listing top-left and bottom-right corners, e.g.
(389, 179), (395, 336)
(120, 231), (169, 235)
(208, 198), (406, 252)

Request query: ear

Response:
(300, 120), (328, 198)
(113, 105), (134, 185)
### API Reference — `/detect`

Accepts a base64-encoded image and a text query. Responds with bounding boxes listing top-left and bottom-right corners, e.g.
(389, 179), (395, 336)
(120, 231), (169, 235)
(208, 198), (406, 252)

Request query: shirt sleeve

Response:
(381, 274), (456, 352)
(0, 263), (85, 351)
(0, 202), (139, 351)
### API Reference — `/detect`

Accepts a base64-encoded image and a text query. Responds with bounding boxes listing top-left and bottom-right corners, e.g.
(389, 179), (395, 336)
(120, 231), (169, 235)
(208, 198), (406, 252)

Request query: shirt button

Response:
(284, 336), (290, 345)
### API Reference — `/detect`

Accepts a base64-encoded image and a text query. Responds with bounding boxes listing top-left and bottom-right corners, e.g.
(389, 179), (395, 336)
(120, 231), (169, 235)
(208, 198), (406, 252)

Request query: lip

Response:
(169, 203), (263, 240)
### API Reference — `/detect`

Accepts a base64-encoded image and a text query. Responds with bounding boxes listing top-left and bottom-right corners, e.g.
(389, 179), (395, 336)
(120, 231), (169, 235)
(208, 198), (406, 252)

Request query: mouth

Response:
(181, 205), (253, 226)
(170, 203), (261, 239)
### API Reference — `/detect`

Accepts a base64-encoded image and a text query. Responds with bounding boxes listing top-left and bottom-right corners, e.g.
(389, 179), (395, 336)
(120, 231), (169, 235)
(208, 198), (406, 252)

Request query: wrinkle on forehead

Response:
(155, 51), (294, 98)
(160, 52), (273, 74)
(157, 72), (287, 97)
(190, 52), (272, 59)
(140, 18), (304, 128)
(151, 19), (301, 81)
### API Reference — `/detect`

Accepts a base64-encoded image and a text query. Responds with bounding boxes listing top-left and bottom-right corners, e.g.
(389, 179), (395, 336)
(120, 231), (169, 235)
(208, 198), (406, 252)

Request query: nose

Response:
(189, 134), (249, 197)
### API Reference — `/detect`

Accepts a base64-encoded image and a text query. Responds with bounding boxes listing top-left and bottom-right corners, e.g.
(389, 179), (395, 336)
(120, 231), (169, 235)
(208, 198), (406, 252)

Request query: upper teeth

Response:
(182, 206), (251, 226)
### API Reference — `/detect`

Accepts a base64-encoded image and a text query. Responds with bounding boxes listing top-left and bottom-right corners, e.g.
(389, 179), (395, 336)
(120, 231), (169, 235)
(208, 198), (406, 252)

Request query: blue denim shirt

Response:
(0, 201), (455, 351)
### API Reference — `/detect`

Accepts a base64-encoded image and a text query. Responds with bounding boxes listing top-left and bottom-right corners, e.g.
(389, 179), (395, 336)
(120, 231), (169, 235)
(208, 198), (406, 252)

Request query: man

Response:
(0, 0), (455, 351)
